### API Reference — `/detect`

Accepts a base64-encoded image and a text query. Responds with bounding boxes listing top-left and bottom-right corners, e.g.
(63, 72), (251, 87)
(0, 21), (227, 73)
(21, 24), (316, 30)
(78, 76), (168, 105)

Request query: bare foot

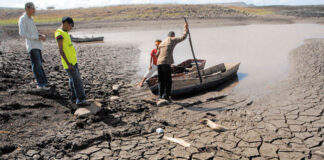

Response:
(137, 83), (143, 88)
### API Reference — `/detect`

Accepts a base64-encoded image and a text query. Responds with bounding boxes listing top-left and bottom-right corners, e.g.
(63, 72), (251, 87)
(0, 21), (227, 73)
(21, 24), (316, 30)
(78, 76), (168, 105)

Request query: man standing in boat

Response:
(138, 39), (161, 87)
(157, 23), (188, 101)
(55, 17), (87, 105)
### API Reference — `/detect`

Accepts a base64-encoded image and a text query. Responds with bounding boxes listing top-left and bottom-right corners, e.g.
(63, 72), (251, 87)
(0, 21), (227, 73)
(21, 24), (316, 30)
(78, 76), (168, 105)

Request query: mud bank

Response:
(1, 37), (324, 159)
(150, 39), (324, 159)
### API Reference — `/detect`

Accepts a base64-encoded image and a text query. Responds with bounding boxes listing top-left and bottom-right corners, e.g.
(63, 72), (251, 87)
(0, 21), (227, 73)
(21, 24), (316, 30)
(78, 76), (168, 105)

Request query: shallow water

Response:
(74, 24), (324, 95)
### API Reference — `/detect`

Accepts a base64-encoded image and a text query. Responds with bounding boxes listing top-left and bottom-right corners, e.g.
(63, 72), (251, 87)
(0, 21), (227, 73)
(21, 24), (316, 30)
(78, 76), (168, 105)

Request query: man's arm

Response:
(149, 49), (155, 69)
(156, 47), (160, 58)
(173, 23), (189, 44)
(57, 39), (73, 70)
(149, 56), (153, 69)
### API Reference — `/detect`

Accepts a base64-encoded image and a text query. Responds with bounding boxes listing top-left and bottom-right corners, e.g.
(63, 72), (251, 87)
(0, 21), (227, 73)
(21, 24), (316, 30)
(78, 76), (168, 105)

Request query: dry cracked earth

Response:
(0, 38), (324, 160)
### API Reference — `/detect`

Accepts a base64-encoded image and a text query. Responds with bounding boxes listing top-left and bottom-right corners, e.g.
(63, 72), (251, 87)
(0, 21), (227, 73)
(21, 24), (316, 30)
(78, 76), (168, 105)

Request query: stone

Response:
(31, 154), (40, 160)
(74, 104), (101, 118)
(87, 104), (101, 114)
(74, 108), (91, 117)
(112, 85), (120, 91)
(110, 96), (120, 101)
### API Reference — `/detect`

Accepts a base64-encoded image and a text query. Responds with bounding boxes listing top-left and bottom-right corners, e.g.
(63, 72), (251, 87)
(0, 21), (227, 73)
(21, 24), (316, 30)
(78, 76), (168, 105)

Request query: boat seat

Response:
(187, 63), (226, 78)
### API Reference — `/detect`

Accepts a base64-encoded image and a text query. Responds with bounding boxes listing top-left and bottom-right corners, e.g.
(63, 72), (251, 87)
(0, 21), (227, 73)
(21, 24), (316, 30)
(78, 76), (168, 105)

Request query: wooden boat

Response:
(149, 62), (240, 96)
(172, 59), (206, 73)
(146, 59), (206, 87)
(70, 35), (104, 43)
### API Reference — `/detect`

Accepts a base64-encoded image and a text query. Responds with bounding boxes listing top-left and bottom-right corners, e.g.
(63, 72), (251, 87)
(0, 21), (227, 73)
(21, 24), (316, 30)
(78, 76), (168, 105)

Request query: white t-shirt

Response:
(18, 13), (43, 52)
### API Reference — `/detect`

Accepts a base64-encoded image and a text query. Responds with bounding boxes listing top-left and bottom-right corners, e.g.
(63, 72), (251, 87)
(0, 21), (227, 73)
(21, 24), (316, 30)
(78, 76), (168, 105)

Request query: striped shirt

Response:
(18, 13), (43, 52)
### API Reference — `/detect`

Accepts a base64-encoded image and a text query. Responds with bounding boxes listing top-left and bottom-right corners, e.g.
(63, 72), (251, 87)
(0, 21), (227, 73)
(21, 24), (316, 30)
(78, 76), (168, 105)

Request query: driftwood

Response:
(163, 136), (191, 147)
(200, 118), (227, 132)
(0, 130), (10, 134)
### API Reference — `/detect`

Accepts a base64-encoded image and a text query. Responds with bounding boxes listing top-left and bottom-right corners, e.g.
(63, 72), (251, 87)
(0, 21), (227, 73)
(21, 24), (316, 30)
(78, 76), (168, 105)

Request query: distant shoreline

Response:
(2, 17), (324, 40)
(1, 4), (324, 40)
(1, 4), (324, 26)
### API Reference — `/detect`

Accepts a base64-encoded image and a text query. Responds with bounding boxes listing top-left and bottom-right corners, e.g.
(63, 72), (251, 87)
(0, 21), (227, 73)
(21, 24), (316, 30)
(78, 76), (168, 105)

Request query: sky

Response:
(0, 0), (324, 9)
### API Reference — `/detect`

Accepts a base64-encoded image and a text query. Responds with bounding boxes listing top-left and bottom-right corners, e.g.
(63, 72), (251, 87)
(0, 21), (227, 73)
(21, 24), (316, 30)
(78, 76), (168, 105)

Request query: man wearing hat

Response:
(55, 17), (87, 105)
(18, 2), (49, 90)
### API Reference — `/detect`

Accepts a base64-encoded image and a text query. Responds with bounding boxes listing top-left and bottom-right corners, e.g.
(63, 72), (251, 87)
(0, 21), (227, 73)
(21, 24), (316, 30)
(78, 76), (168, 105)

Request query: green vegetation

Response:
(228, 6), (274, 16)
(0, 19), (19, 25)
(0, 17), (85, 26)
(0, 4), (322, 25)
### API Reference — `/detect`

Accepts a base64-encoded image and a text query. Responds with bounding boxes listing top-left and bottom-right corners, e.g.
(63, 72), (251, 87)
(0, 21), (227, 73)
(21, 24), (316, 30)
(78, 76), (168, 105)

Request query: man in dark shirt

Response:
(157, 23), (188, 101)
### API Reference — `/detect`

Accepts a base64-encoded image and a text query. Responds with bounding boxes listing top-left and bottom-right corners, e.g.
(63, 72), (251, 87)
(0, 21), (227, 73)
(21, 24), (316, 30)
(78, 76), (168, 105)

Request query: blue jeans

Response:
(65, 64), (86, 104)
(29, 49), (48, 87)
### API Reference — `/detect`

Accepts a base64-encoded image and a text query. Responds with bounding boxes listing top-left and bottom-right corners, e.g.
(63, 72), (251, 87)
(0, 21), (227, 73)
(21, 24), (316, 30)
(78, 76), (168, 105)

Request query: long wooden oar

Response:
(184, 17), (202, 84)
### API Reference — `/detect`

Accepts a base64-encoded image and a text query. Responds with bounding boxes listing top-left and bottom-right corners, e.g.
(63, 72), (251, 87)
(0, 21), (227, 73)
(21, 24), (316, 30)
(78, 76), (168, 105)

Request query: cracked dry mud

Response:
(1, 38), (324, 160)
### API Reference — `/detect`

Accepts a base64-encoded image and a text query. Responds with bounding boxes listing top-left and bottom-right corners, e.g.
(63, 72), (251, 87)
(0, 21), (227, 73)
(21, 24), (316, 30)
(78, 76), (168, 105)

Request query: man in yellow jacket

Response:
(55, 17), (86, 105)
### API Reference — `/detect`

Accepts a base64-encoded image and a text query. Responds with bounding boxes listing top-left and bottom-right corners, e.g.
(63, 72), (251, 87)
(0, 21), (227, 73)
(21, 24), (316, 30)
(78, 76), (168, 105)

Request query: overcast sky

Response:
(1, 0), (324, 9)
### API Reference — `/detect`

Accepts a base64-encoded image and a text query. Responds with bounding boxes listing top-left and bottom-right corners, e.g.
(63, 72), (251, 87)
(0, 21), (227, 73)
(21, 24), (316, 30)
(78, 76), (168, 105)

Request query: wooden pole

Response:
(184, 17), (203, 84)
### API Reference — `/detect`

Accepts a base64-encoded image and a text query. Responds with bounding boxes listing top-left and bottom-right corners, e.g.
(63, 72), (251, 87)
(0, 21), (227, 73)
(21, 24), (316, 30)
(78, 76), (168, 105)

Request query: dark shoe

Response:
(77, 100), (89, 107)
(157, 98), (169, 106)
(163, 97), (173, 103)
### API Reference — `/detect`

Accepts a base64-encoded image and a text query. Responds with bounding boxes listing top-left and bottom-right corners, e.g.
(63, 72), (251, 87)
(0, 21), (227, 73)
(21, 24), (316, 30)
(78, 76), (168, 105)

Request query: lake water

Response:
(74, 24), (324, 95)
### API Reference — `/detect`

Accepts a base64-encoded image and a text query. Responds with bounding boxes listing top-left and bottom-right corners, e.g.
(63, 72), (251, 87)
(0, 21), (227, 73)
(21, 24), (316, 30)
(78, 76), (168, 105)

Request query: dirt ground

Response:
(1, 21), (324, 159)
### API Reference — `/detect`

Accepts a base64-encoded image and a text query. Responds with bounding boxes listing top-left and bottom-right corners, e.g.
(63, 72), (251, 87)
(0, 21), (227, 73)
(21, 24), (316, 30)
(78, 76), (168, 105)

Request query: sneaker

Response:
(37, 85), (50, 90)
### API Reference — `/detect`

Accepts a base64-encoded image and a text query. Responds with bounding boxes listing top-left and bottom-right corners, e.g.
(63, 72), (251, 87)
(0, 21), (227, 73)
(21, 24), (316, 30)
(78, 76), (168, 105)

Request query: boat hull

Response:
(71, 36), (104, 43)
(146, 59), (206, 87)
(150, 62), (240, 96)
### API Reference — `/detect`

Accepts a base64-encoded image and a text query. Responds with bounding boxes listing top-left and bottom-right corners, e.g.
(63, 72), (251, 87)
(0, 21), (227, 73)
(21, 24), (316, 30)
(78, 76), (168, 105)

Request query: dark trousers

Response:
(29, 49), (48, 87)
(65, 64), (86, 104)
(158, 64), (172, 98)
